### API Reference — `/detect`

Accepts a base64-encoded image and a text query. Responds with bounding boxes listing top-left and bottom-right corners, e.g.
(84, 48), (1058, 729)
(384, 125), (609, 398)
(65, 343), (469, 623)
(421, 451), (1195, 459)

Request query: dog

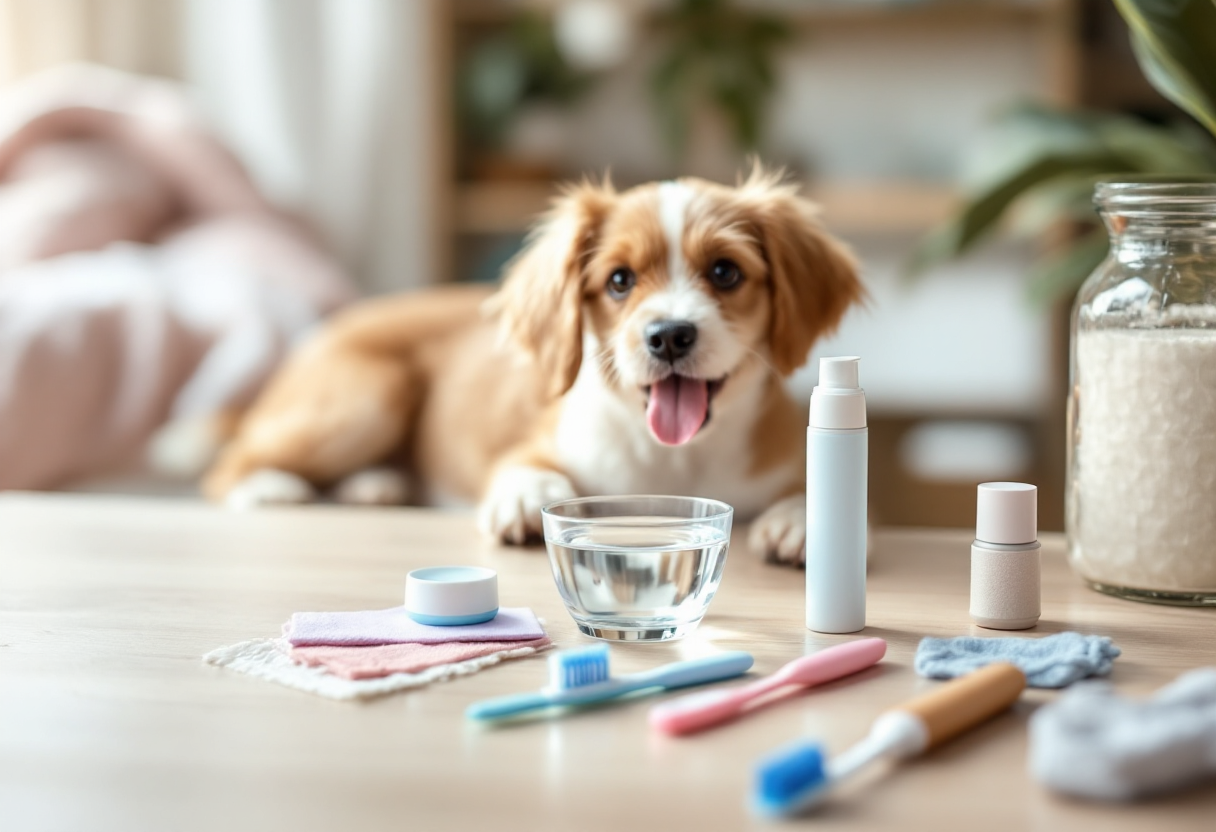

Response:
(203, 166), (864, 565)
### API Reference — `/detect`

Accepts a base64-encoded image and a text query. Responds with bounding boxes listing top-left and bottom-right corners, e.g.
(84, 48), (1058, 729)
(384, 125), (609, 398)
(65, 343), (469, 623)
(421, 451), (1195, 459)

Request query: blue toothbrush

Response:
(751, 663), (1026, 816)
(466, 644), (754, 721)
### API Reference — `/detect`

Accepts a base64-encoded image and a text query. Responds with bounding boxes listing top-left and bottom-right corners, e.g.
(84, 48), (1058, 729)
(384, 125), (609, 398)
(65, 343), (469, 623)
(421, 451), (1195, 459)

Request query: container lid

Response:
(405, 566), (499, 618)
(809, 356), (867, 430)
(819, 356), (860, 388)
(976, 482), (1037, 546)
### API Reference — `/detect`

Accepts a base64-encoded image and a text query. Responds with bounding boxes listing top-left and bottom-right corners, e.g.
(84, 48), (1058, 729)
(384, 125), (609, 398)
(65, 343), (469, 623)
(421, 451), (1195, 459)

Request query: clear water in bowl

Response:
(546, 518), (729, 641)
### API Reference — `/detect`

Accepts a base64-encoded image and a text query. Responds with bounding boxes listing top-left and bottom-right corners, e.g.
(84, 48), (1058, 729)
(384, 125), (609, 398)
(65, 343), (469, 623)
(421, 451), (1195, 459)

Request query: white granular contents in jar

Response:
(1075, 327), (1216, 592)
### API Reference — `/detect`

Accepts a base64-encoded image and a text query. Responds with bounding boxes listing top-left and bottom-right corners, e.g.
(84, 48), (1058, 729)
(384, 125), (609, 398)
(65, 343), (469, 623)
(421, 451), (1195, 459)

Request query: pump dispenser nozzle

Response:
(809, 357), (867, 431)
(818, 356), (860, 389)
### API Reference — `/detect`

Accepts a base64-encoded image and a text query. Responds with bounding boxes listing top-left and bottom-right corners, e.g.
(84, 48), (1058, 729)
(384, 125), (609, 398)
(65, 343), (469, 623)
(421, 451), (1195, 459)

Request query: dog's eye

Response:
(607, 268), (636, 299)
(708, 259), (743, 290)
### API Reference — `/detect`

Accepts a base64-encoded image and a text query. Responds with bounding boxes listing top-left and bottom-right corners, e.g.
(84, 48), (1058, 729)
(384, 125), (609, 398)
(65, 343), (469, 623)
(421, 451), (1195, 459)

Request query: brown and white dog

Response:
(203, 166), (864, 564)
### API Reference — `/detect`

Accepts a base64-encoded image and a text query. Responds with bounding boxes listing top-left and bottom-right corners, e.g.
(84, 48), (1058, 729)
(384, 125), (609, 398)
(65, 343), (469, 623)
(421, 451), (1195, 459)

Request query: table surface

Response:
(2, 493), (1214, 832)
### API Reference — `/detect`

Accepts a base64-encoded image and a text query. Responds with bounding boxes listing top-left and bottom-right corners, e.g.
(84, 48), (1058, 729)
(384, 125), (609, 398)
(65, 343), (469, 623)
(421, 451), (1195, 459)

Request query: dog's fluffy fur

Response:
(203, 167), (864, 564)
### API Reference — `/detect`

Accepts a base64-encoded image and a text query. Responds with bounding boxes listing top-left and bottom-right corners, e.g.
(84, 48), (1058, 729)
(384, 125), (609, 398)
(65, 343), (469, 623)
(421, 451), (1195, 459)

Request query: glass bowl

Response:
(540, 495), (733, 641)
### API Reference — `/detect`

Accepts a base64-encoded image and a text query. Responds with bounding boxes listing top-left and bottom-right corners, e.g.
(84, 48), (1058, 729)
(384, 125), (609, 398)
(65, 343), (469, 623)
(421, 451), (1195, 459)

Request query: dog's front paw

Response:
(478, 466), (577, 545)
(749, 494), (806, 566)
(333, 467), (410, 506)
(224, 468), (316, 509)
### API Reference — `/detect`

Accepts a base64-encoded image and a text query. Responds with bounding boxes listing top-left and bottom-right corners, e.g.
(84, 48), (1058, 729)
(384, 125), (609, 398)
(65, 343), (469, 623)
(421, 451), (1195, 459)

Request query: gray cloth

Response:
(914, 632), (1120, 688)
(1029, 668), (1216, 801)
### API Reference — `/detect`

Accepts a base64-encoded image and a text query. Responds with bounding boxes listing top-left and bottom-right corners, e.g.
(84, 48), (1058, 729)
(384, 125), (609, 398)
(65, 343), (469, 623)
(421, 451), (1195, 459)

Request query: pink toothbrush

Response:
(649, 638), (887, 736)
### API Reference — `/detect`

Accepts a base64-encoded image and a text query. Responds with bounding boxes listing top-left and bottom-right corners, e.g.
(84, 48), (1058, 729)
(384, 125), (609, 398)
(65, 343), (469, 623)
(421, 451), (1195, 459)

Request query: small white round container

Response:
(404, 566), (499, 626)
(970, 482), (1041, 630)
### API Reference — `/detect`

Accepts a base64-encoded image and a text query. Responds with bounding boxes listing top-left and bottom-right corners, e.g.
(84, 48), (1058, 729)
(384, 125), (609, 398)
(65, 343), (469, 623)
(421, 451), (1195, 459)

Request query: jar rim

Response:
(1096, 179), (1216, 216)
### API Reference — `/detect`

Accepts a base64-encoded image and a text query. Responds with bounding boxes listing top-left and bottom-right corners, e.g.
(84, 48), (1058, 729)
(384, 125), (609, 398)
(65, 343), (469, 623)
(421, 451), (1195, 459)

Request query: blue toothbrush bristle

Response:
(754, 742), (827, 814)
(549, 644), (611, 690)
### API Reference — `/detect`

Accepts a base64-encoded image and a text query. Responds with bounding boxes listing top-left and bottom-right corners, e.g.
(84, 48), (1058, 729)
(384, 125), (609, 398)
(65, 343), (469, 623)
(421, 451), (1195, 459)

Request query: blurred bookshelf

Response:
(444, 0), (1081, 251)
(454, 179), (961, 237)
(452, 0), (1070, 26)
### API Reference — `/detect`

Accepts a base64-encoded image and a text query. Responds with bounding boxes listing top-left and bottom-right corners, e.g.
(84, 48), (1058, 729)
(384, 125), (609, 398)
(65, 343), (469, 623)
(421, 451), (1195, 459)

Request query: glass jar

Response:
(1068, 181), (1216, 605)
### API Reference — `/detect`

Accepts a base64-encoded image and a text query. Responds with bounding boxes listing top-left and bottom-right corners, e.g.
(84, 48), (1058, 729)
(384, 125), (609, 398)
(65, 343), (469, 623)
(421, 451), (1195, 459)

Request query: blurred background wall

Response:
(0, 0), (1183, 529)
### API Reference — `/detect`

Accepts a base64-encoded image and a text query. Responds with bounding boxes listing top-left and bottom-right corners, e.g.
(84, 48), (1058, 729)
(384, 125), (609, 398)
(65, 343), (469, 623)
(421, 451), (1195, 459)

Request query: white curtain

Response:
(0, 0), (181, 84)
(0, 0), (446, 294)
(181, 0), (447, 294)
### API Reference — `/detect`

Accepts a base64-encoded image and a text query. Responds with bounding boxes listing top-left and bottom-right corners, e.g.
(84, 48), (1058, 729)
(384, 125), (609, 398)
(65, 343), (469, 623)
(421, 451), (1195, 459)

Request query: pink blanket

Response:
(0, 64), (355, 490)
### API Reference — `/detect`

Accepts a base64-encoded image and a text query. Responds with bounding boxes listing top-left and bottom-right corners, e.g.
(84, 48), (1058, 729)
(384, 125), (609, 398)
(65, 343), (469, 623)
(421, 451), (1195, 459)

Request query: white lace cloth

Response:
(203, 637), (552, 701)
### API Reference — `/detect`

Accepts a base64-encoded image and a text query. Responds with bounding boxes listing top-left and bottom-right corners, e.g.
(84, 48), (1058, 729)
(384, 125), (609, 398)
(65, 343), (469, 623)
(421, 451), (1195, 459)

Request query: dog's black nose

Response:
(645, 320), (698, 363)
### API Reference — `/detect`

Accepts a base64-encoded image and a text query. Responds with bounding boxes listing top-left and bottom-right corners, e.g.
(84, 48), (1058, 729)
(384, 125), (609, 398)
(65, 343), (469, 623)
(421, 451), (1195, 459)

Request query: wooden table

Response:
(2, 493), (1214, 832)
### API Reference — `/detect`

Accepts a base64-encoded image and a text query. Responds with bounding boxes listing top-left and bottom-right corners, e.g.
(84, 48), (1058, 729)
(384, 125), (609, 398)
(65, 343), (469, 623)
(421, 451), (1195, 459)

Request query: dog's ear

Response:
(489, 180), (615, 398)
(740, 166), (865, 375)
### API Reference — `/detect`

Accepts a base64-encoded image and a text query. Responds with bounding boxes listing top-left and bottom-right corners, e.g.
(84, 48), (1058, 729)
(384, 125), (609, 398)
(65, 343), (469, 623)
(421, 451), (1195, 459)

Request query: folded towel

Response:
(915, 632), (1120, 688)
(203, 637), (553, 700)
(290, 637), (553, 680)
(285, 606), (544, 646)
(1030, 668), (1216, 800)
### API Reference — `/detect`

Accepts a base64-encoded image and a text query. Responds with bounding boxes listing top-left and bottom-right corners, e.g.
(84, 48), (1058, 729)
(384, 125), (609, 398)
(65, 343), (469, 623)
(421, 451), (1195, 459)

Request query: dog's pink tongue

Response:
(646, 376), (709, 446)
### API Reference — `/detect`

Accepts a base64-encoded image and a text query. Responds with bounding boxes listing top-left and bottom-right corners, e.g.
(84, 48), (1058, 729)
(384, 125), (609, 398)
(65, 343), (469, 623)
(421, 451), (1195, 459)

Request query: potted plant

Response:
(911, 0), (1216, 304)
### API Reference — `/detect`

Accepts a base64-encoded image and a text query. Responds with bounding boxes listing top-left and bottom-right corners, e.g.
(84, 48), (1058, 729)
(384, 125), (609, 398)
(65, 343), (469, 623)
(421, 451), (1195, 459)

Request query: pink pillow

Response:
(0, 138), (174, 272)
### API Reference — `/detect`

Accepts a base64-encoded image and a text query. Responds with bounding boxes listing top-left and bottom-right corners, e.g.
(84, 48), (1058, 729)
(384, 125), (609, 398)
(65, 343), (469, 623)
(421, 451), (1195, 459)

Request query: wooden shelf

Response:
(453, 179), (959, 237)
(452, 0), (1067, 27)
(808, 181), (960, 237)
(454, 181), (556, 236)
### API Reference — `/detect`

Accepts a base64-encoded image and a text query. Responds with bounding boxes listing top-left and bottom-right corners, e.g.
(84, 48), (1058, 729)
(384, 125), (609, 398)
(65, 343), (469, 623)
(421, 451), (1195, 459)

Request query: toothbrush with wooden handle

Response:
(753, 662), (1028, 816)
(650, 638), (887, 736)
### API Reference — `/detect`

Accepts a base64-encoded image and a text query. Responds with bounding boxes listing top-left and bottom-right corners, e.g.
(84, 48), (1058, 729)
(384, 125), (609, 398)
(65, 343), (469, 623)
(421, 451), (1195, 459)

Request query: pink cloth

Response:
(0, 64), (355, 490)
(289, 637), (553, 680)
(286, 607), (546, 647)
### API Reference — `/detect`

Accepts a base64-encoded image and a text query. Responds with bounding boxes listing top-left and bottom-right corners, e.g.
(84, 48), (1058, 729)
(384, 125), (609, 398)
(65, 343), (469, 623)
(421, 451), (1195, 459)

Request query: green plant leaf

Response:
(457, 11), (599, 152)
(910, 101), (1216, 284)
(1010, 174), (1105, 236)
(651, 46), (697, 155)
(1094, 112), (1216, 171)
(913, 4), (1216, 303)
(650, 0), (792, 154)
(908, 151), (1132, 275)
(1025, 229), (1111, 306)
(1114, 0), (1216, 137)
(459, 39), (529, 147)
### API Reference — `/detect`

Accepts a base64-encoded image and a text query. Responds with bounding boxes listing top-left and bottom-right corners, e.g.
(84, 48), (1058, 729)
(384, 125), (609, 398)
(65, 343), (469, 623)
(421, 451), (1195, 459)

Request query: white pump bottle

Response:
(806, 356), (868, 634)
